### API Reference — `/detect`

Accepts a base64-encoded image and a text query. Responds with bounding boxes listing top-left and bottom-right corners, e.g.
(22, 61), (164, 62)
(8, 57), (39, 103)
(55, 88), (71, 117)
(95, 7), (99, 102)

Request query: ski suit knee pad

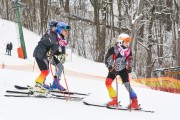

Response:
(105, 78), (113, 86)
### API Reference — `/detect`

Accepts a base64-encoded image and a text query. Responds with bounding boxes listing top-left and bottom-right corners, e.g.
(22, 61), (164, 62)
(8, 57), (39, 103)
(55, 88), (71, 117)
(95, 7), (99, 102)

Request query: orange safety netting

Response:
(133, 77), (180, 94)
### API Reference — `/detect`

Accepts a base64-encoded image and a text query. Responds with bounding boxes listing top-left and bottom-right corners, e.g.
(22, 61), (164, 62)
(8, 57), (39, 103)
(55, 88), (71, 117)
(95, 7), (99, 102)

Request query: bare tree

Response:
(0, 0), (179, 78)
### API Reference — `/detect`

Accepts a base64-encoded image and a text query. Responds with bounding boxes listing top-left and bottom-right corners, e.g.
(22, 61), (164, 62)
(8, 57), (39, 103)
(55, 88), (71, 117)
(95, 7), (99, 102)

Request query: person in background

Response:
(6, 43), (10, 55)
(9, 42), (13, 56)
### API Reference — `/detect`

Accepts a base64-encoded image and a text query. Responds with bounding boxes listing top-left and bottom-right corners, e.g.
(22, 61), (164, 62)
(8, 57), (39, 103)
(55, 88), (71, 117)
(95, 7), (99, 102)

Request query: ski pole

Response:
(62, 69), (70, 99)
(128, 73), (131, 112)
(32, 60), (35, 72)
(126, 55), (132, 111)
(115, 73), (118, 110)
(50, 64), (54, 77)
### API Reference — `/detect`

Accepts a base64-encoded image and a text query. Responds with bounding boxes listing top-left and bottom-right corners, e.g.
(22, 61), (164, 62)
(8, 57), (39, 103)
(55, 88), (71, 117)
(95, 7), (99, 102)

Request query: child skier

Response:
(42, 20), (67, 91)
(105, 33), (139, 109)
(32, 21), (70, 95)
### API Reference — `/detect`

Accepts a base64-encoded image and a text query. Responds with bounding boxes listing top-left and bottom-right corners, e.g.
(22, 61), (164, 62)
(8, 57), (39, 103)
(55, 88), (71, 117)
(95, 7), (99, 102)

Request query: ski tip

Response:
(83, 101), (88, 105)
(14, 85), (28, 90)
(14, 85), (20, 88)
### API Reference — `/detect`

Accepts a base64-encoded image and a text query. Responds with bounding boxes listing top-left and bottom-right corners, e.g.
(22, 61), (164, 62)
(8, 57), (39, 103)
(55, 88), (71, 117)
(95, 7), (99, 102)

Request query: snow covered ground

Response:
(0, 19), (180, 120)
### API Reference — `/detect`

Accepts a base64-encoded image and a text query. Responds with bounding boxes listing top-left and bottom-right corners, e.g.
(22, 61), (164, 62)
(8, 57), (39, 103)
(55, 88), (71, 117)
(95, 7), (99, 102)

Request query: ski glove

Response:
(58, 54), (66, 64)
(47, 56), (55, 65)
(108, 65), (116, 75)
(46, 50), (54, 57)
(54, 51), (62, 55)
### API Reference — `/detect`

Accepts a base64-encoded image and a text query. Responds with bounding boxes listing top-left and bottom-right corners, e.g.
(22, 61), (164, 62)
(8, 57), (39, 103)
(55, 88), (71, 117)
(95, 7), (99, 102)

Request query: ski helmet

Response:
(56, 22), (71, 34)
(49, 20), (58, 29)
(116, 33), (131, 44)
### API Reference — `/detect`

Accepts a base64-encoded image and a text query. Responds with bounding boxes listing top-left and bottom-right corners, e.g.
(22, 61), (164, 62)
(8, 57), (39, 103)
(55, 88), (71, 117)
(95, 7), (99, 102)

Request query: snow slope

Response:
(0, 19), (180, 120)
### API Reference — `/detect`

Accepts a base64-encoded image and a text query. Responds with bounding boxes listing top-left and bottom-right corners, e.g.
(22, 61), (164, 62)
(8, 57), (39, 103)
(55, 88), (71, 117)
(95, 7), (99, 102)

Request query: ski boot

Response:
(52, 77), (66, 91)
(128, 98), (139, 109)
(42, 83), (51, 90)
(107, 97), (118, 106)
(28, 82), (50, 97)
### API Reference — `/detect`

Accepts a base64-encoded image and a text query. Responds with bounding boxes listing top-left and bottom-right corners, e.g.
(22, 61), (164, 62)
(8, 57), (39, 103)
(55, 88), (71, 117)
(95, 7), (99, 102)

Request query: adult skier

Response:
(105, 33), (139, 109)
(32, 21), (70, 95)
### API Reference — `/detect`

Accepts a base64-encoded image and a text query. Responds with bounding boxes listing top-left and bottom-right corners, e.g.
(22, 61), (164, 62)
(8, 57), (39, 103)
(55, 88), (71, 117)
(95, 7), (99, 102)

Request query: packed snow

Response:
(0, 19), (180, 120)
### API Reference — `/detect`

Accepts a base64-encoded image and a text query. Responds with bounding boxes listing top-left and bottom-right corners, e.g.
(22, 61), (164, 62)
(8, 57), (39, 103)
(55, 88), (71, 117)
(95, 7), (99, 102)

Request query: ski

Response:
(5, 94), (47, 98)
(14, 85), (90, 96)
(6, 90), (32, 95)
(4, 94), (84, 101)
(5, 90), (84, 101)
(51, 90), (90, 96)
(83, 101), (123, 108)
(83, 101), (154, 113)
(5, 94), (83, 101)
(51, 93), (85, 99)
(107, 105), (155, 113)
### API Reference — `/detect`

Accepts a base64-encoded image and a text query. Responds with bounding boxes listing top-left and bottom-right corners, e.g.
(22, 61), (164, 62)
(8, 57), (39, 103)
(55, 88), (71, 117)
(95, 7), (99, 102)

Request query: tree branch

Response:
(61, 13), (129, 32)
(137, 40), (150, 51)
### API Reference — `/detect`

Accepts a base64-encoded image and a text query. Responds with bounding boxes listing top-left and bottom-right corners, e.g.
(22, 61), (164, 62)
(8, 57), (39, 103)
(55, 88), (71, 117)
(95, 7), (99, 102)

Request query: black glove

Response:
(107, 65), (116, 75)
(59, 54), (66, 64)
(106, 64), (112, 70)
(126, 67), (132, 73)
(47, 56), (55, 65)
(54, 51), (62, 55)
(46, 50), (53, 57)
(110, 68), (116, 75)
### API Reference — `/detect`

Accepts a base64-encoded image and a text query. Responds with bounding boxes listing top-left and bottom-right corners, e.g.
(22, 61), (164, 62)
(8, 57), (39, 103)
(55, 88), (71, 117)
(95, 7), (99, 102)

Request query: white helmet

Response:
(116, 33), (131, 44)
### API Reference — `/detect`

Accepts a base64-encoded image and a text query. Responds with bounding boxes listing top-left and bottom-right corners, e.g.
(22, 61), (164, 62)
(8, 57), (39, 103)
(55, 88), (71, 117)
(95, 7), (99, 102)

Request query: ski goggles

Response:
(58, 25), (71, 30)
(118, 37), (131, 43)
